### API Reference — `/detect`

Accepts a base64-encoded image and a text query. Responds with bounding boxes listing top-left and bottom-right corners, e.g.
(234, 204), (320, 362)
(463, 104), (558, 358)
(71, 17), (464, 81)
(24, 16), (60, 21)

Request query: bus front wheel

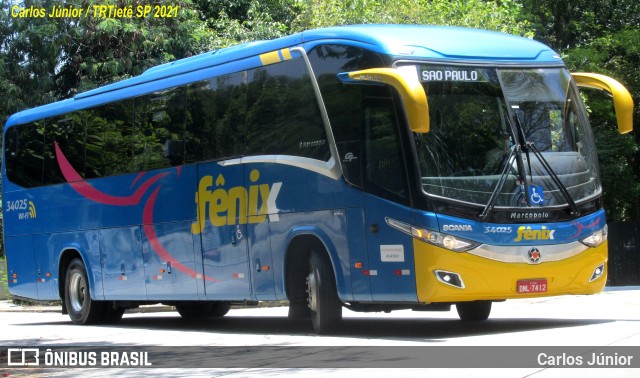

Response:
(456, 301), (492, 321)
(65, 258), (104, 325)
(307, 250), (342, 334)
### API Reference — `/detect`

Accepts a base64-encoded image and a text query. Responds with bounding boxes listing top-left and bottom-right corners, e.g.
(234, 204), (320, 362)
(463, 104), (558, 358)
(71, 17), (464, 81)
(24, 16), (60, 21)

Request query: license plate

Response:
(517, 279), (547, 294)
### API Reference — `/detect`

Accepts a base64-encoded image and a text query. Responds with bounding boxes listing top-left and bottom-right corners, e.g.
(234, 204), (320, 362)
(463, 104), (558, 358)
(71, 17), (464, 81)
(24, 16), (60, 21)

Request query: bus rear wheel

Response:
(307, 250), (342, 334)
(176, 301), (231, 319)
(65, 258), (104, 325)
(456, 301), (492, 321)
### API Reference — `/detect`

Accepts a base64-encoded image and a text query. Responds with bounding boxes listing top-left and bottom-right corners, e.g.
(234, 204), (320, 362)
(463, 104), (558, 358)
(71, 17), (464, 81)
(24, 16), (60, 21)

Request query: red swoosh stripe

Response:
(143, 187), (219, 282)
(55, 142), (168, 206)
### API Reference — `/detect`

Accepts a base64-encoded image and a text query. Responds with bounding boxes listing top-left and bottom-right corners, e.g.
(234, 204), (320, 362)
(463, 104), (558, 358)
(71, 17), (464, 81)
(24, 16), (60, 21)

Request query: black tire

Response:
(64, 258), (104, 325)
(456, 301), (492, 321)
(307, 250), (342, 334)
(288, 302), (311, 319)
(176, 301), (230, 319)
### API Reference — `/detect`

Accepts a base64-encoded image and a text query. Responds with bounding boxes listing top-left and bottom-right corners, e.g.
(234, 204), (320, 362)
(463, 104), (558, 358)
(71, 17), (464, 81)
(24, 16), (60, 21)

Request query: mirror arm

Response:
(572, 72), (634, 134)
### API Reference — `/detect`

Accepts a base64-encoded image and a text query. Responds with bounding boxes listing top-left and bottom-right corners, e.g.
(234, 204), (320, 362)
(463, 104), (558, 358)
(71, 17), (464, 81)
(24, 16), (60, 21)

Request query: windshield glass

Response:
(412, 65), (600, 208)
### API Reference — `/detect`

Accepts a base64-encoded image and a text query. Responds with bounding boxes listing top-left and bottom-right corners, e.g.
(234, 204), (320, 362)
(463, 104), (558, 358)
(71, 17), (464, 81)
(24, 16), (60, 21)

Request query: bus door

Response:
(244, 166), (276, 300)
(196, 162), (251, 300)
(361, 98), (417, 302)
(143, 165), (200, 301)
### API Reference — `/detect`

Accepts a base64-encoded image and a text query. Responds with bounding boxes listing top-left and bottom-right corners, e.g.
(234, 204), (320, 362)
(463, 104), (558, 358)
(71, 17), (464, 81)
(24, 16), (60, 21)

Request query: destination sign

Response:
(419, 66), (487, 82)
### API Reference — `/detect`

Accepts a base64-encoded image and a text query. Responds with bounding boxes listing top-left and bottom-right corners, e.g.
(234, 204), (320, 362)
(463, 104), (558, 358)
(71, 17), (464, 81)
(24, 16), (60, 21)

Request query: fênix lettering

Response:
(514, 226), (555, 242)
(192, 169), (281, 234)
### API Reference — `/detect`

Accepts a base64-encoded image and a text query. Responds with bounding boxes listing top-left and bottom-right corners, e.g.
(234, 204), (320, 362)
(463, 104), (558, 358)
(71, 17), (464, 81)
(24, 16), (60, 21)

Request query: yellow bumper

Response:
(414, 239), (607, 303)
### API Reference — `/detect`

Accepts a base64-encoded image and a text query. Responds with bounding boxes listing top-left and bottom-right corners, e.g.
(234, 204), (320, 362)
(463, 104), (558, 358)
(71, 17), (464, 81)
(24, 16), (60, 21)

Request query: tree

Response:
(292, 0), (533, 36)
(1, 0), (61, 123)
(1, 0), (212, 123)
(520, 0), (640, 221)
(194, 0), (302, 49)
(563, 29), (640, 221)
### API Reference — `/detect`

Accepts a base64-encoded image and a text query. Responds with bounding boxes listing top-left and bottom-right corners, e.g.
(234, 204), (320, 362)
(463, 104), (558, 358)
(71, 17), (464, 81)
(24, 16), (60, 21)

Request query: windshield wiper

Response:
(513, 114), (580, 216)
(478, 148), (517, 220)
(478, 109), (530, 220)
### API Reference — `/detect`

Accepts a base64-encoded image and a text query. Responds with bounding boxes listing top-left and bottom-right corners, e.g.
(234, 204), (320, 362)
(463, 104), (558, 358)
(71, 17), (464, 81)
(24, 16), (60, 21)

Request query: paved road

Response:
(1, 287), (639, 377)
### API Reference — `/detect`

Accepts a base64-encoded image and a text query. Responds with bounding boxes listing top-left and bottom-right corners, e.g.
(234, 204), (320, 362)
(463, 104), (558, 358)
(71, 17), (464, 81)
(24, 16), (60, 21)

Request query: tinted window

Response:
(246, 58), (330, 161)
(4, 122), (45, 188)
(185, 72), (247, 163)
(363, 99), (407, 201)
(134, 87), (186, 170)
(84, 109), (106, 179)
(308, 45), (387, 186)
(100, 100), (134, 176)
(44, 114), (86, 184)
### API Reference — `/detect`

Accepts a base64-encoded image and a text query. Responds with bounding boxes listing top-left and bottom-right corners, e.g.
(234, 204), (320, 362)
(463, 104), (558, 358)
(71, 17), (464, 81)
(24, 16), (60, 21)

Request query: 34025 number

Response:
(484, 226), (513, 234)
(6, 199), (28, 212)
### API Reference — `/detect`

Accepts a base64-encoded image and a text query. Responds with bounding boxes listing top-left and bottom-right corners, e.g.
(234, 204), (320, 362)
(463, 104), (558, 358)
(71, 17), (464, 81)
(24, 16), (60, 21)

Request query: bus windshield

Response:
(413, 65), (601, 208)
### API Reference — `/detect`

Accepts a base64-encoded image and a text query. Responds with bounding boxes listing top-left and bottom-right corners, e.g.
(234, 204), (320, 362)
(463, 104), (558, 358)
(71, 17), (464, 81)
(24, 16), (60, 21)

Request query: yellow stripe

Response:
(280, 48), (292, 60)
(259, 51), (281, 66)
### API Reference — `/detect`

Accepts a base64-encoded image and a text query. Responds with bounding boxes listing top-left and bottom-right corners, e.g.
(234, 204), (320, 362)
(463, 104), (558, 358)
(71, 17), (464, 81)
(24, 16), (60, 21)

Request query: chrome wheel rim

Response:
(307, 270), (318, 312)
(68, 270), (86, 313)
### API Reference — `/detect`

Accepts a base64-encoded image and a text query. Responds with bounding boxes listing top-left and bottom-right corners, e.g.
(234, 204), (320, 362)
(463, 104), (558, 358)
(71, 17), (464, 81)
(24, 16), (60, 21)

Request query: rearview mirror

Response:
(338, 67), (430, 133)
(572, 72), (634, 134)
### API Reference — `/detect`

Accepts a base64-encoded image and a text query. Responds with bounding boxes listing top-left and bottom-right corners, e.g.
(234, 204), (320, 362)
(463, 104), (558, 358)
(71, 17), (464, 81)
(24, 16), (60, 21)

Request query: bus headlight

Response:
(411, 227), (481, 252)
(580, 225), (608, 247)
(385, 217), (481, 252)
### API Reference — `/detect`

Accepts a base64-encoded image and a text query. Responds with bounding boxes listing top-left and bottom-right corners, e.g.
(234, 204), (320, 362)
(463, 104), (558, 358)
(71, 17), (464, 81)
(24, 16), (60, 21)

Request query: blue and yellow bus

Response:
(2, 25), (634, 333)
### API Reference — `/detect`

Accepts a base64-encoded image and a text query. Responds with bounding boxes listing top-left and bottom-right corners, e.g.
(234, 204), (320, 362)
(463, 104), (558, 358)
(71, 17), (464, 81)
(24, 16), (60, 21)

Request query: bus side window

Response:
(44, 115), (86, 184)
(245, 58), (329, 161)
(363, 98), (408, 202)
(95, 100), (134, 177)
(307, 44), (387, 188)
(84, 109), (106, 179)
(185, 72), (247, 163)
(134, 87), (186, 170)
(4, 122), (45, 188)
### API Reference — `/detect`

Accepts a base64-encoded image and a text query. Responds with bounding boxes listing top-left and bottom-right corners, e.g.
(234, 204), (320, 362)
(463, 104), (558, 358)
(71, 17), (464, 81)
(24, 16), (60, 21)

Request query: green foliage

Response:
(0, 257), (9, 300)
(520, 0), (640, 49)
(55, 0), (212, 96)
(563, 29), (640, 221)
(0, 0), (212, 123)
(292, 0), (533, 36)
(195, 0), (303, 49)
(0, 220), (3, 258)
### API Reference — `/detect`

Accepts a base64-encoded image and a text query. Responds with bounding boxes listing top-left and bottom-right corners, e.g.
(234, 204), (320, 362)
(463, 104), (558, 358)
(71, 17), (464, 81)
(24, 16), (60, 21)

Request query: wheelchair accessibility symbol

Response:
(528, 185), (545, 205)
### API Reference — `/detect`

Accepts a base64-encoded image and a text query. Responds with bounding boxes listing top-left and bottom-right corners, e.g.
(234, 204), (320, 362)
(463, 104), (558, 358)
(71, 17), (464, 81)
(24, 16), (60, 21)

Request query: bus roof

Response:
(5, 24), (561, 129)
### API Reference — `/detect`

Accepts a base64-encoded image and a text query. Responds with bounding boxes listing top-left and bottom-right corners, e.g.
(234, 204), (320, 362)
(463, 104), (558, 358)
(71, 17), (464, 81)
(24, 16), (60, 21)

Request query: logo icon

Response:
(7, 348), (40, 366)
(28, 201), (37, 218)
(527, 247), (542, 264)
(528, 184), (545, 205)
(343, 152), (358, 163)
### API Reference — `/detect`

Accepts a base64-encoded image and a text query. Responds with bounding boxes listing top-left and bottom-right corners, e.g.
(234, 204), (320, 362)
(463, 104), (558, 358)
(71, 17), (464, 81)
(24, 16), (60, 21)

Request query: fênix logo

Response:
(514, 226), (555, 242)
(192, 169), (282, 234)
